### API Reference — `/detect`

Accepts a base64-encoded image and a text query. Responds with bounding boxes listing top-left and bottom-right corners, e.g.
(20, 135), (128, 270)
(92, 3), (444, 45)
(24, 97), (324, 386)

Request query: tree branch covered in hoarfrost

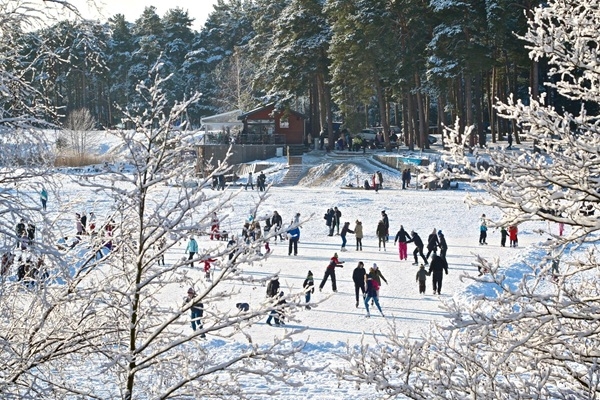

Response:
(336, 0), (600, 397)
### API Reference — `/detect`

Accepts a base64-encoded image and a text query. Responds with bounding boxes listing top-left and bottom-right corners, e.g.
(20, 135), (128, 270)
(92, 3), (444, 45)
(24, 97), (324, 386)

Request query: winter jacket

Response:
(352, 266), (366, 285)
(427, 232), (440, 251)
(371, 269), (388, 285)
(428, 254), (449, 276)
(408, 232), (424, 248)
(303, 276), (314, 293)
(324, 209), (334, 226)
(328, 257), (344, 269)
(366, 275), (379, 297)
(334, 209), (342, 225)
(509, 226), (518, 240)
(186, 239), (198, 254)
(288, 226), (300, 240)
(381, 213), (389, 230)
(394, 227), (410, 243)
(272, 212), (283, 229)
(340, 223), (354, 237)
(354, 222), (363, 239)
(438, 233), (448, 250)
(266, 279), (280, 297)
(416, 267), (430, 281)
(376, 221), (387, 238)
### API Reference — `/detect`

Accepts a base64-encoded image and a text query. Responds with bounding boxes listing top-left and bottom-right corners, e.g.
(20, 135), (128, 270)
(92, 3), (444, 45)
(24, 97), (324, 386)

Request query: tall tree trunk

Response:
(402, 94), (412, 150)
(531, 60), (539, 101)
(415, 73), (427, 149)
(464, 72), (474, 147)
(474, 72), (485, 147)
(406, 92), (416, 149)
(375, 77), (391, 151)
(437, 94), (445, 147)
(511, 62), (520, 144)
(310, 77), (320, 142)
(316, 73), (329, 148)
(488, 67), (496, 143)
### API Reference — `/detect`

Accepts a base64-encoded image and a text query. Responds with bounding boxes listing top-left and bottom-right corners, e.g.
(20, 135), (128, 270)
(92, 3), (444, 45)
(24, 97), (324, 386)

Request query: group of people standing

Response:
(481, 214), (519, 247)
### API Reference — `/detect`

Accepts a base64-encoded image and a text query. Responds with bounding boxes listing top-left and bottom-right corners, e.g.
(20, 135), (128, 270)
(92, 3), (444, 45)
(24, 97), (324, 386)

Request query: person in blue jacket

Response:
(287, 222), (300, 256)
(186, 236), (198, 268)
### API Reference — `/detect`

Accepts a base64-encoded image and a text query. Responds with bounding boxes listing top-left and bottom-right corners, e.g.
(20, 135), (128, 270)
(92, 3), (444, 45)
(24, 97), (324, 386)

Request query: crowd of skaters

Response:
(159, 204), (537, 332)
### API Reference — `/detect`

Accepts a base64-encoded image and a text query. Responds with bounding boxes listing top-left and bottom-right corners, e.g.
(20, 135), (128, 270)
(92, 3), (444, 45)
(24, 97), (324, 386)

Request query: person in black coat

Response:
(324, 208), (335, 236)
(425, 228), (440, 261)
(271, 211), (284, 241)
(333, 207), (342, 235)
(408, 231), (428, 265)
(394, 225), (411, 260)
(352, 262), (366, 308)
(428, 254), (449, 295)
(381, 210), (389, 241)
(438, 230), (448, 260)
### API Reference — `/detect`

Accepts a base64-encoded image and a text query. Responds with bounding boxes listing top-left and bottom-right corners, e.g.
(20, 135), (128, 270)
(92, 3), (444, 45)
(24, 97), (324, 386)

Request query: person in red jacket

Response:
(509, 225), (518, 247)
(319, 253), (344, 292)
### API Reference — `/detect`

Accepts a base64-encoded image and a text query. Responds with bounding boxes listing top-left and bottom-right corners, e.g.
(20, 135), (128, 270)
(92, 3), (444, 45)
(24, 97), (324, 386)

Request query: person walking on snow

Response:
(354, 220), (363, 251)
(303, 271), (314, 309)
(183, 288), (205, 337)
(479, 214), (488, 245)
(364, 273), (384, 318)
(425, 228), (440, 261)
(186, 236), (198, 268)
(509, 225), (518, 247)
(319, 253), (344, 292)
(245, 172), (254, 190)
(416, 264), (430, 294)
(437, 230), (448, 261)
(287, 222), (300, 256)
(369, 263), (388, 299)
(40, 187), (48, 211)
(376, 219), (387, 251)
(333, 207), (342, 235)
(500, 226), (508, 247)
(272, 211), (285, 241)
(210, 212), (220, 240)
(394, 225), (410, 260)
(377, 171), (384, 190)
(257, 171), (266, 191)
(373, 173), (380, 193)
(340, 221), (354, 251)
(266, 276), (280, 298)
(352, 262), (366, 308)
(428, 253), (449, 295)
(402, 168), (411, 190)
(324, 208), (335, 236)
(266, 291), (286, 326)
(408, 230), (428, 265)
(381, 210), (389, 241)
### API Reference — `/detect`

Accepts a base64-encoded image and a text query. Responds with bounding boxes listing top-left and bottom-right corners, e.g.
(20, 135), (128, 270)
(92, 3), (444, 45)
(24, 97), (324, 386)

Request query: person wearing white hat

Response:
(368, 263), (388, 300)
(364, 272), (384, 318)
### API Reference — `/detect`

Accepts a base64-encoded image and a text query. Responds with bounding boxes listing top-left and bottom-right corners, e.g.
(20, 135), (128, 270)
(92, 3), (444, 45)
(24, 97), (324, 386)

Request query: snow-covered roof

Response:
(200, 110), (244, 131)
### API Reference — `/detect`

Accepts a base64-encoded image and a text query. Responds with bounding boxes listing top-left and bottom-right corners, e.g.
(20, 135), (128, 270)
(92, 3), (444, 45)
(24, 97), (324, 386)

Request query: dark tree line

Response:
(12, 1), (572, 149)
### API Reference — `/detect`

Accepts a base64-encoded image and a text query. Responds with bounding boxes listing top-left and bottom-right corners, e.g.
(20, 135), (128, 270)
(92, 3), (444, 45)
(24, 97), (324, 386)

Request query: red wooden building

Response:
(238, 103), (307, 146)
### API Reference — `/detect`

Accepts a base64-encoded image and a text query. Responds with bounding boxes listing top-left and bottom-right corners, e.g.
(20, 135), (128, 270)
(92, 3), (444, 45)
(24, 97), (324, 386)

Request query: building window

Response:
(280, 118), (289, 129)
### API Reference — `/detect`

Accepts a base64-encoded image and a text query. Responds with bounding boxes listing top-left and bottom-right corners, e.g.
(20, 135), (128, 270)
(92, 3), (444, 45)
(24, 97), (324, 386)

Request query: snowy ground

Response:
(11, 144), (554, 398)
